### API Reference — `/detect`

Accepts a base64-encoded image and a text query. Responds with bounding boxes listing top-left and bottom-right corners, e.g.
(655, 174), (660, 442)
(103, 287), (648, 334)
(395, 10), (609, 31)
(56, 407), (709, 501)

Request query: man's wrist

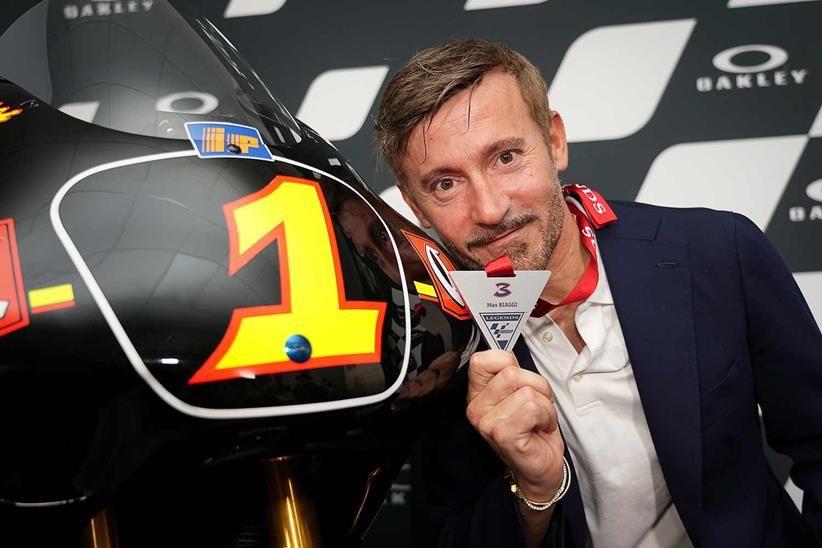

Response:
(506, 457), (572, 511)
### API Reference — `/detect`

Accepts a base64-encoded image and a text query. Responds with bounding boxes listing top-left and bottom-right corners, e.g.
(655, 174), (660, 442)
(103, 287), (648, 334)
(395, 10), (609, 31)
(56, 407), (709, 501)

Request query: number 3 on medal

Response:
(189, 177), (386, 384)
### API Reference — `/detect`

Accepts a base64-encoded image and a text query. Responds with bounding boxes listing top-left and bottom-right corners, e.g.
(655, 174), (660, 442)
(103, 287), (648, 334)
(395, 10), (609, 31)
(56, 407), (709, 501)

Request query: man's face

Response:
(337, 197), (423, 285)
(337, 198), (402, 284)
(398, 70), (569, 270)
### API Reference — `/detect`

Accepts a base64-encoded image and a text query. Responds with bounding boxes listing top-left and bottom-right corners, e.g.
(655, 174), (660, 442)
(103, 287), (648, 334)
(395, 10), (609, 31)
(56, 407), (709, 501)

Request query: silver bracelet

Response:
(505, 457), (572, 511)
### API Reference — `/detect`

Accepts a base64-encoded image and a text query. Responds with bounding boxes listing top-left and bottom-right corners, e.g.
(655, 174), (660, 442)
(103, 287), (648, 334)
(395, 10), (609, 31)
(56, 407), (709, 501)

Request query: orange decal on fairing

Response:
(188, 177), (387, 384)
(0, 102), (23, 124)
(0, 219), (30, 336)
(401, 229), (471, 321)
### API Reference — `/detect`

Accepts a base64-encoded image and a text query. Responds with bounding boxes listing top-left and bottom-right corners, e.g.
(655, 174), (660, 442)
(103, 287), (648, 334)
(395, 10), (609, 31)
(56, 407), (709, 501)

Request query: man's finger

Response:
(512, 398), (554, 440)
(480, 396), (554, 451)
(473, 386), (558, 437)
(467, 349), (518, 399)
(467, 363), (554, 418)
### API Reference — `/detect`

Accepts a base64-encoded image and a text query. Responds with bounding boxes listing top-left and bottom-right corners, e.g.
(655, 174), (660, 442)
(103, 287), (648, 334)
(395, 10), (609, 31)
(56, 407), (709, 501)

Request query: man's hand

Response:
(466, 349), (565, 502)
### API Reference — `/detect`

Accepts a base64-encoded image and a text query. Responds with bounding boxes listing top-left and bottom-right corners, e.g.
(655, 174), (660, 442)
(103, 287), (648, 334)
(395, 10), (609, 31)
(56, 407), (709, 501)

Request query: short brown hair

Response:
(375, 39), (552, 185)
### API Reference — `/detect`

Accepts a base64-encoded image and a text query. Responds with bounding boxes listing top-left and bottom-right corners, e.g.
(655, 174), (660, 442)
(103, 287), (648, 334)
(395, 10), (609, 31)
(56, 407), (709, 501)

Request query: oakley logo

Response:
(806, 179), (822, 202)
(63, 1), (154, 20)
(788, 179), (822, 223)
(697, 44), (807, 92)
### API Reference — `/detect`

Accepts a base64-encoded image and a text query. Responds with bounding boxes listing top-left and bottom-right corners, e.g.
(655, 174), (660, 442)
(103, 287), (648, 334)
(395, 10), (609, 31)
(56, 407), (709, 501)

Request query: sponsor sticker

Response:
(185, 122), (274, 162)
(402, 229), (471, 320)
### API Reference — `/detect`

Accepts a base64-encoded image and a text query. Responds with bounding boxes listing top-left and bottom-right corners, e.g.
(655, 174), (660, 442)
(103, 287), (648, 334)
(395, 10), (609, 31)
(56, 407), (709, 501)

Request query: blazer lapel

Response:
(597, 206), (703, 543)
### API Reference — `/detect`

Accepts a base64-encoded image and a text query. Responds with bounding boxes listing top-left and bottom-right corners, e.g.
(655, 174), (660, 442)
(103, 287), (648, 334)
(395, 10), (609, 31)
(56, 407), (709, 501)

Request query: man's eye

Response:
(436, 178), (455, 191)
(499, 150), (517, 164)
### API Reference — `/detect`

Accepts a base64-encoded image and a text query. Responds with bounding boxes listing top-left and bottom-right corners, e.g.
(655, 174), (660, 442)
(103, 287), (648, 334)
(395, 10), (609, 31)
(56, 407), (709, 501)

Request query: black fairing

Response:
(0, 2), (475, 545)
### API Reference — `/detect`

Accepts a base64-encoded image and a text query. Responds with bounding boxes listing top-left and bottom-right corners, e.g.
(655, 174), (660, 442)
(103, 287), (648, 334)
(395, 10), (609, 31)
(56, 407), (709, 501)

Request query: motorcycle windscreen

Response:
(0, 0), (301, 147)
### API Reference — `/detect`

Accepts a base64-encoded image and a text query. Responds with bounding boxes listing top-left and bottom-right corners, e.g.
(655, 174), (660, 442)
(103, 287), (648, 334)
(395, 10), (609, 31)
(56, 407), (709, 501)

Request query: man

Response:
(374, 40), (822, 547)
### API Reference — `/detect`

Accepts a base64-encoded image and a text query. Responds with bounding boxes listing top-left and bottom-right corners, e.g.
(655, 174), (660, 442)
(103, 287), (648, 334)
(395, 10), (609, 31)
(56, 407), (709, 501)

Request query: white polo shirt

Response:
(522, 222), (693, 548)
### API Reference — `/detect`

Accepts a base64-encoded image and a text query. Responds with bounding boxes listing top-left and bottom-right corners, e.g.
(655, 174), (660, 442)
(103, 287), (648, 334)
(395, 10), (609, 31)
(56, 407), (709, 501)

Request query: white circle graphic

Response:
(805, 179), (822, 203)
(712, 44), (788, 74)
(156, 91), (219, 114)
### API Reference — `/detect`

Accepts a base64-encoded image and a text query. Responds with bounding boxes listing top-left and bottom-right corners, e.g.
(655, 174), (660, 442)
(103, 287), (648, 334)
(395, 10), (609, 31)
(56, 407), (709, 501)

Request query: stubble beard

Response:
(442, 182), (566, 271)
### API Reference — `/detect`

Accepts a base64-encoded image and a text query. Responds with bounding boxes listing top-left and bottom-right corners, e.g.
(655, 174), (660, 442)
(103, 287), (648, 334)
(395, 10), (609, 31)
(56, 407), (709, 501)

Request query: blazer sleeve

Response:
(415, 369), (572, 548)
(733, 213), (822, 541)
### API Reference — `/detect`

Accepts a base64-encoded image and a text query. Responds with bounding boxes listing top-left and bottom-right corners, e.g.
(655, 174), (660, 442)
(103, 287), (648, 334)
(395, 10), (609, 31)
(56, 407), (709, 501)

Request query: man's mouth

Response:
(466, 215), (536, 251)
(486, 226), (523, 247)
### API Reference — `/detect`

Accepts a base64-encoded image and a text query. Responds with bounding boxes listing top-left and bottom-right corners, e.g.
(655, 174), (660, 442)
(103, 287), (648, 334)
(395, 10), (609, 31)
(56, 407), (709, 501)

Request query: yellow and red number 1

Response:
(189, 176), (386, 384)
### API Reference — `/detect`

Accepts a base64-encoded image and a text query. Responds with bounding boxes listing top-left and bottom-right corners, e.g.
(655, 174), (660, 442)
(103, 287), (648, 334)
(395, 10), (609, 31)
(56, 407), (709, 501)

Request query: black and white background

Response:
(3, 0), (821, 545)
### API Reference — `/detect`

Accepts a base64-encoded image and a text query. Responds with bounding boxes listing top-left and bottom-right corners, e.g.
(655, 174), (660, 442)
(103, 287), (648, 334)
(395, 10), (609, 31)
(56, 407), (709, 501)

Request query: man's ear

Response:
(548, 111), (568, 172)
(398, 183), (432, 229)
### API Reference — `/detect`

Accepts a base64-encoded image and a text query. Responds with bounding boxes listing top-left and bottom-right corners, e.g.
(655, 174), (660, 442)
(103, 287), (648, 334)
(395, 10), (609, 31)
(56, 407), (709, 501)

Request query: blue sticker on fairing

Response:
(185, 122), (274, 161)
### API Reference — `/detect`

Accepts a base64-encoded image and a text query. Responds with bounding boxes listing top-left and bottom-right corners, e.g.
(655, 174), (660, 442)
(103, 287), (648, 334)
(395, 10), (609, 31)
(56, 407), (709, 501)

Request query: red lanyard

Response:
(482, 184), (617, 317)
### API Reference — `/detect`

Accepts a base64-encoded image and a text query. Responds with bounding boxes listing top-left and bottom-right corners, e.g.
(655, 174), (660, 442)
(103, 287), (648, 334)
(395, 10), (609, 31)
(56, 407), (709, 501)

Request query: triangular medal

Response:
(449, 270), (550, 351)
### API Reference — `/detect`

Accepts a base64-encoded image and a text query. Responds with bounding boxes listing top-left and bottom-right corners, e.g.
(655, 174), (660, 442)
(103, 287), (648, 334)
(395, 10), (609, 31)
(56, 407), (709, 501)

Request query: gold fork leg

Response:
(265, 456), (321, 548)
(81, 508), (118, 548)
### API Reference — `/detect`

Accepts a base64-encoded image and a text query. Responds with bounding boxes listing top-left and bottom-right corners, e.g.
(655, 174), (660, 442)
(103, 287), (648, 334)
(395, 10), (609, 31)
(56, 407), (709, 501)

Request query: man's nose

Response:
(470, 175), (510, 226)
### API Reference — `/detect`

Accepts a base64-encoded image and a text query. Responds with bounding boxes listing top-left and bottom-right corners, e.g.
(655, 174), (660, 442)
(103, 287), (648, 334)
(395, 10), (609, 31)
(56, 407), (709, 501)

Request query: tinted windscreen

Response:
(0, 0), (301, 146)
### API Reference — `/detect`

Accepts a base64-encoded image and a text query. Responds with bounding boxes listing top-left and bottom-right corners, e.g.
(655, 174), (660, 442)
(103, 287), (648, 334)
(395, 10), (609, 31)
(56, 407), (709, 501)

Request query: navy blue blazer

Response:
(418, 201), (822, 547)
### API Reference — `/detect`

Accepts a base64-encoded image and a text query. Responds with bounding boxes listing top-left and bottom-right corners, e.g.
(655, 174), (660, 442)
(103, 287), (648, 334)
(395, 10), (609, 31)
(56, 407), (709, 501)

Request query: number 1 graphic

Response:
(189, 177), (386, 384)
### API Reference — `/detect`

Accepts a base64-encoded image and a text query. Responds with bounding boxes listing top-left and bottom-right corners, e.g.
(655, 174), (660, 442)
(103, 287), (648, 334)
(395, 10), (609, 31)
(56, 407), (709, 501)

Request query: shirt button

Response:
(573, 373), (584, 383)
(542, 332), (554, 342)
